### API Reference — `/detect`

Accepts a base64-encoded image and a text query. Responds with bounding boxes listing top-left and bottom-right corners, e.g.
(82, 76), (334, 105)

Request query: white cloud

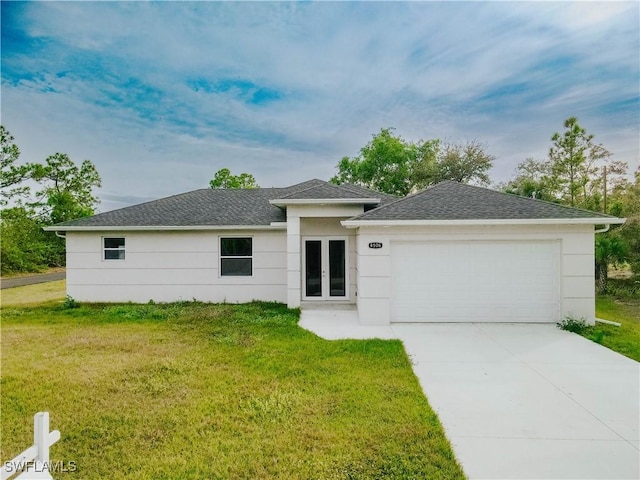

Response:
(2, 1), (638, 212)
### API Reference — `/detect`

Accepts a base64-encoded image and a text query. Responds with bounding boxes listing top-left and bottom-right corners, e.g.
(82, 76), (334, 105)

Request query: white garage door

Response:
(392, 241), (561, 323)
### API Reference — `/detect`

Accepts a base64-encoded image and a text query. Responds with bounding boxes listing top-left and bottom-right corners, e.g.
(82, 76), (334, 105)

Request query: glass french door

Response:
(303, 237), (347, 300)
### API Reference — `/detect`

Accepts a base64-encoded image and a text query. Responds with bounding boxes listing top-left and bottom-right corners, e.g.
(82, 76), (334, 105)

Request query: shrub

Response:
(557, 316), (588, 334)
(0, 207), (65, 274)
(63, 295), (78, 309)
(590, 329), (605, 344)
(605, 277), (640, 299)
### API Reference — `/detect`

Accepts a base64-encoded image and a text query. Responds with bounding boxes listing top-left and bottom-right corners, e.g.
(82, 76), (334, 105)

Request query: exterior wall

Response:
(65, 230), (287, 303)
(286, 217), (301, 307)
(354, 224), (596, 325)
(285, 204), (363, 307)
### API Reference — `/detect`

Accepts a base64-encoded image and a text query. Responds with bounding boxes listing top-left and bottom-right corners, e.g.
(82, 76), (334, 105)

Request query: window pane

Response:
(104, 237), (125, 249)
(305, 240), (322, 297)
(221, 258), (252, 276)
(221, 238), (252, 256)
(105, 249), (125, 260)
(329, 240), (346, 297)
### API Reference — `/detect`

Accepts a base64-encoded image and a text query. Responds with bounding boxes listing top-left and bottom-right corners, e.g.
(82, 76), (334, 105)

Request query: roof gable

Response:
(276, 182), (379, 201)
(279, 179), (326, 195)
(351, 181), (617, 221)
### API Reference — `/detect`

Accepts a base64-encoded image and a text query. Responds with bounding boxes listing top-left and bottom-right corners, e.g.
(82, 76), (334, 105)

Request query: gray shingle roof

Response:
(52, 188), (289, 227)
(351, 181), (617, 221)
(52, 179), (390, 228)
(281, 179), (326, 194)
(337, 183), (398, 205)
(52, 179), (614, 229)
(278, 182), (379, 200)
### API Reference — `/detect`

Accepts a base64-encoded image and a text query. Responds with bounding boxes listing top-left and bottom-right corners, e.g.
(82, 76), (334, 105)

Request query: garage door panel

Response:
(392, 241), (560, 323)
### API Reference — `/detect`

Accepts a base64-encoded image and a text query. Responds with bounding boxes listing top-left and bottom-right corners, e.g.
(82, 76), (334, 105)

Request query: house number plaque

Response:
(368, 242), (383, 249)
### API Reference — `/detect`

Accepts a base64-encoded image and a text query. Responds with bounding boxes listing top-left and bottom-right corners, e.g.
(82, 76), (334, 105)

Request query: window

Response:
(103, 237), (125, 260)
(220, 237), (252, 276)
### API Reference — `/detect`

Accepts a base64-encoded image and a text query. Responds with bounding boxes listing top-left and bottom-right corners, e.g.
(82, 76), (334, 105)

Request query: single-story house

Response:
(45, 179), (624, 325)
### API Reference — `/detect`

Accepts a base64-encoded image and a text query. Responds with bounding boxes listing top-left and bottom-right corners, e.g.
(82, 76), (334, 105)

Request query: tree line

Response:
(1, 126), (101, 274)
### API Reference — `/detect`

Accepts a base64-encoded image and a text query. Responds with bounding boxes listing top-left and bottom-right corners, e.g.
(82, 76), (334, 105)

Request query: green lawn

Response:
(0, 301), (464, 479)
(586, 295), (640, 362)
(0, 279), (66, 306)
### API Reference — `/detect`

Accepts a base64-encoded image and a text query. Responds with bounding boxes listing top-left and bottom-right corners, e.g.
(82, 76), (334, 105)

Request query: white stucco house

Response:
(45, 179), (624, 325)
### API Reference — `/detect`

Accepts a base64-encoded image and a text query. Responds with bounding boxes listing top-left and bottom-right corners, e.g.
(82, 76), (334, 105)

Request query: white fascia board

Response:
(270, 198), (379, 207)
(340, 218), (626, 228)
(43, 224), (287, 232)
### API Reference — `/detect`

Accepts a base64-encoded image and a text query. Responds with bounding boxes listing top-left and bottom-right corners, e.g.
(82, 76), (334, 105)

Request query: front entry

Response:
(303, 237), (347, 300)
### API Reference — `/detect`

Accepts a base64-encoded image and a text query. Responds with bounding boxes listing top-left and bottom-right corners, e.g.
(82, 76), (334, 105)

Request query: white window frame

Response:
(219, 236), (253, 277)
(103, 237), (126, 261)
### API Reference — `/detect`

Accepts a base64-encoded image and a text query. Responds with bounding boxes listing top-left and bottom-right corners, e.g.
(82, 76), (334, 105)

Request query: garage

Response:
(391, 240), (561, 323)
(343, 182), (622, 326)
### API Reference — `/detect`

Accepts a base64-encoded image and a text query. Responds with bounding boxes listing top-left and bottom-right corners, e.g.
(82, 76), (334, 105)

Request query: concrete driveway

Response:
(300, 312), (640, 479)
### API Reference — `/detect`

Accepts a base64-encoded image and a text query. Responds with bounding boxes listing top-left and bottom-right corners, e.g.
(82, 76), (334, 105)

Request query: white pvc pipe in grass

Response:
(595, 318), (621, 327)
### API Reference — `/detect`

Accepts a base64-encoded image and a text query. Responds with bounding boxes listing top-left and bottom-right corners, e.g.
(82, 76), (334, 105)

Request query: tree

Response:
(504, 117), (627, 208)
(330, 128), (492, 196)
(609, 168), (640, 216)
(0, 206), (60, 274)
(0, 129), (100, 273)
(32, 153), (102, 224)
(619, 216), (640, 277)
(547, 117), (627, 209)
(503, 117), (634, 292)
(609, 169), (640, 278)
(209, 168), (259, 189)
(331, 128), (428, 196)
(0, 126), (60, 273)
(502, 158), (556, 201)
(0, 125), (32, 205)
(595, 233), (628, 294)
(422, 140), (493, 186)
(590, 166), (636, 293)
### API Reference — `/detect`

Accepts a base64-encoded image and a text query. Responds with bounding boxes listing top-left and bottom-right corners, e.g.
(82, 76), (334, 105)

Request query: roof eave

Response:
(341, 218), (626, 228)
(43, 224), (287, 232)
(269, 198), (380, 207)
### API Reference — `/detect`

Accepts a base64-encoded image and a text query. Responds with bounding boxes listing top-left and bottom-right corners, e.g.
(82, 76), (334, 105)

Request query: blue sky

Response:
(2, 1), (639, 212)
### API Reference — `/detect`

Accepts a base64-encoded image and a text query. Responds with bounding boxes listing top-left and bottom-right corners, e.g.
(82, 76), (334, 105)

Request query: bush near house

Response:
(556, 278), (639, 362)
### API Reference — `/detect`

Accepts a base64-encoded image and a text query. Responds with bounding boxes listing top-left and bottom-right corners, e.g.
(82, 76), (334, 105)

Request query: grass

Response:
(1, 280), (66, 307)
(586, 294), (640, 362)
(0, 267), (66, 278)
(0, 300), (464, 479)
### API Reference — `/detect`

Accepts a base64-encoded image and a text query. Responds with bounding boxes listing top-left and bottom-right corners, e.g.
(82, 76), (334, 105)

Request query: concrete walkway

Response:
(300, 310), (640, 480)
(0, 271), (66, 289)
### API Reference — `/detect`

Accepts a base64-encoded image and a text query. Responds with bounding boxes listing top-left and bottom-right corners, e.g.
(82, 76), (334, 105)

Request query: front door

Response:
(303, 237), (348, 300)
